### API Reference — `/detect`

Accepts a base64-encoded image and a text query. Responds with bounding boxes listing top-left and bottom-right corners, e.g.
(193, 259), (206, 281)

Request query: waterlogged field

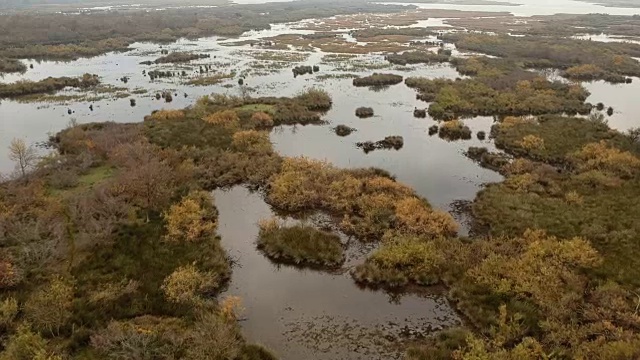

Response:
(2, 3), (640, 359)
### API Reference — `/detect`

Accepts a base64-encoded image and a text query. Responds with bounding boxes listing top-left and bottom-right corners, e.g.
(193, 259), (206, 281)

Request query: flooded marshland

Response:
(2, 4), (640, 358)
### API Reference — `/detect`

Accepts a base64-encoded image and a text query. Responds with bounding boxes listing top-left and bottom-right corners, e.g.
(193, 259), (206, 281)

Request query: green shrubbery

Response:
(0, 57), (26, 73)
(386, 51), (450, 65)
(154, 52), (210, 64)
(444, 33), (640, 82)
(257, 218), (344, 267)
(406, 75), (591, 120)
(0, 73), (100, 98)
(352, 73), (403, 87)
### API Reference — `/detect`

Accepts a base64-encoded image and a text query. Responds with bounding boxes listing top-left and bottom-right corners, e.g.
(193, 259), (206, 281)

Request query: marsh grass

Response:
(352, 73), (403, 87)
(186, 72), (235, 86)
(257, 219), (344, 268)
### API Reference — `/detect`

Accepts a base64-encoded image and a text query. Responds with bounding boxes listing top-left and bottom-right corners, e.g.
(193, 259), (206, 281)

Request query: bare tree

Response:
(8, 138), (38, 178)
(111, 141), (175, 222)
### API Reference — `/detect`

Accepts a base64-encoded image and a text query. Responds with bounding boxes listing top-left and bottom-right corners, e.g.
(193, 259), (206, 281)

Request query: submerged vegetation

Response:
(257, 219), (344, 267)
(0, 57), (26, 74)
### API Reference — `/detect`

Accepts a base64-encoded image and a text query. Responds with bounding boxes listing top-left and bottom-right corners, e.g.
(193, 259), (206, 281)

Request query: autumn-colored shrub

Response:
(439, 120), (472, 141)
(0, 323), (61, 360)
(353, 236), (445, 287)
(0, 259), (21, 289)
(161, 264), (221, 304)
(23, 275), (74, 334)
(395, 197), (459, 238)
(203, 110), (240, 128)
(267, 157), (458, 241)
(571, 140), (640, 178)
(0, 297), (18, 330)
(517, 134), (545, 151)
(163, 191), (217, 243)
(231, 130), (272, 154)
(250, 111), (274, 128)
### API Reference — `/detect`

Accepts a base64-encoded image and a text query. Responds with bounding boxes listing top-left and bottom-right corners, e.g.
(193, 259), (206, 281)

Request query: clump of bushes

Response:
(413, 108), (427, 118)
(405, 73), (592, 120)
(154, 52), (210, 64)
(0, 57), (26, 74)
(357, 136), (404, 153)
(0, 73), (99, 98)
(257, 218), (345, 268)
(438, 120), (472, 141)
(334, 125), (356, 136)
(352, 73), (403, 87)
(292, 65), (313, 76)
(203, 109), (240, 129)
(386, 51), (450, 65)
(355, 107), (374, 118)
(477, 130), (486, 140)
(352, 236), (444, 287)
(465, 147), (510, 171)
(250, 111), (274, 128)
(294, 88), (332, 111)
(267, 157), (458, 240)
(428, 125), (439, 136)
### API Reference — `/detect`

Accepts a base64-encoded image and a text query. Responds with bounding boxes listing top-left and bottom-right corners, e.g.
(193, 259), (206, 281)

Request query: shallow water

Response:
(381, 0), (640, 16)
(215, 186), (460, 360)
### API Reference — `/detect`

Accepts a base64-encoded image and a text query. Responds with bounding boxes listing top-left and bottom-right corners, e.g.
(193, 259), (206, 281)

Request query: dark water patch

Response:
(214, 187), (460, 360)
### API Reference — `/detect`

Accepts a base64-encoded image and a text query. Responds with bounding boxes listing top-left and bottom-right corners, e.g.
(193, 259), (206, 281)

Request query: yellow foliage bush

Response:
(202, 110), (240, 128)
(395, 197), (458, 237)
(468, 229), (601, 315)
(161, 264), (220, 305)
(250, 111), (274, 128)
(517, 134), (545, 151)
(163, 191), (217, 242)
(231, 130), (272, 154)
(0, 297), (18, 329)
(564, 190), (583, 204)
(23, 275), (74, 334)
(571, 140), (640, 178)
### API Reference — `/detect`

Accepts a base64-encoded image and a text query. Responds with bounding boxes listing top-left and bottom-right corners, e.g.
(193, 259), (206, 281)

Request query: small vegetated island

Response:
(0, 73), (100, 99)
(352, 73), (403, 87)
(257, 218), (345, 268)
